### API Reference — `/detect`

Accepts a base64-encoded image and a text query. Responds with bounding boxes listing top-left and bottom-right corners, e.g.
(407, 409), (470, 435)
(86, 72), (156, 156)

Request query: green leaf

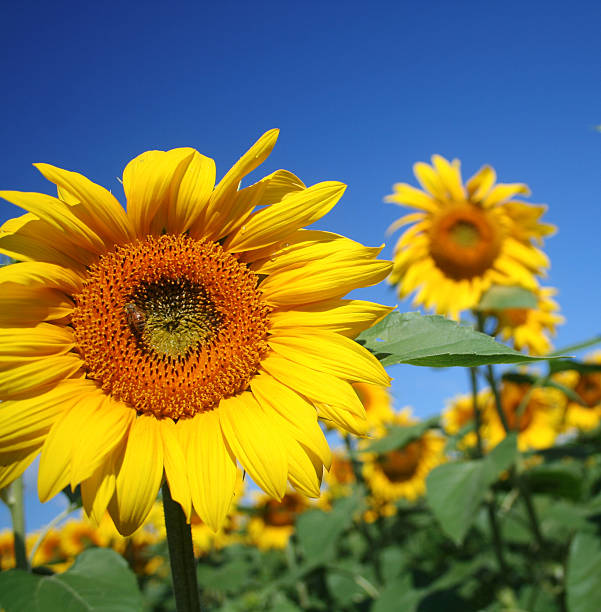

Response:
(477, 285), (538, 310)
(524, 463), (583, 501)
(363, 417), (439, 453)
(548, 359), (601, 375)
(0, 548), (143, 612)
(197, 559), (253, 593)
(426, 434), (517, 544)
(357, 312), (560, 367)
(566, 532), (601, 612)
(296, 493), (360, 564)
(372, 576), (424, 612)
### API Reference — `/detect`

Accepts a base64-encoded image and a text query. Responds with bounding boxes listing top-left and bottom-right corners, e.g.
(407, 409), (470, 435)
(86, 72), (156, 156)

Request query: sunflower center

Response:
(71, 235), (271, 420)
(428, 204), (502, 280)
(501, 384), (535, 431)
(576, 374), (601, 408)
(263, 495), (304, 527)
(379, 442), (422, 483)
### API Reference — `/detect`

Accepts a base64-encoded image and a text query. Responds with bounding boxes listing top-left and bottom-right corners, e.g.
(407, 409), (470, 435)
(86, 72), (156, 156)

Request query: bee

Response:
(124, 302), (146, 336)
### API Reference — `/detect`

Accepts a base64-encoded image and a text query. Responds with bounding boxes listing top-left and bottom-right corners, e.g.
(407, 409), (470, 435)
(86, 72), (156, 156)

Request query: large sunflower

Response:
(385, 156), (555, 318)
(0, 129), (392, 535)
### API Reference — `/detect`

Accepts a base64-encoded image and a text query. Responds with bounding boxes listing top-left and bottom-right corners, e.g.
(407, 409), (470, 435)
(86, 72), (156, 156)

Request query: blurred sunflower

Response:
(492, 286), (564, 355)
(485, 380), (564, 451)
(558, 352), (601, 432)
(362, 409), (445, 503)
(385, 156), (554, 318)
(0, 130), (392, 535)
(0, 530), (16, 570)
(442, 389), (492, 450)
(247, 490), (309, 550)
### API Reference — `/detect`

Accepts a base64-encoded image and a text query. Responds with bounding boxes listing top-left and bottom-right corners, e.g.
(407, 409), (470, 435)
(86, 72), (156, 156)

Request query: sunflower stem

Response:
(6, 477), (28, 571)
(162, 482), (201, 612)
(343, 434), (365, 485)
(469, 367), (507, 576)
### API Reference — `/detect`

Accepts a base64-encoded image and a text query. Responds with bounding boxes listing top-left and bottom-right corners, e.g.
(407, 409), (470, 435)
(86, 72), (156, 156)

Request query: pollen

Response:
(71, 235), (271, 419)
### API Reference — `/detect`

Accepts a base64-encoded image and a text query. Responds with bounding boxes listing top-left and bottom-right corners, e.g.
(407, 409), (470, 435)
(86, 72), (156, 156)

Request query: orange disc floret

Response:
(71, 234), (271, 419)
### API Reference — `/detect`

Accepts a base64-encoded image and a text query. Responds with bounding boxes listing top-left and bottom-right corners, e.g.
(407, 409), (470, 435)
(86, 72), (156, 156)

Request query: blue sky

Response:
(1, 0), (600, 531)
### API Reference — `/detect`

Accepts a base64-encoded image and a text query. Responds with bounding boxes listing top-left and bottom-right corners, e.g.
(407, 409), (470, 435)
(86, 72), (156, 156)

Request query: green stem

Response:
(162, 482), (201, 612)
(343, 434), (365, 485)
(285, 541), (310, 609)
(6, 477), (28, 571)
(475, 318), (545, 552)
(469, 367), (507, 575)
(29, 502), (78, 565)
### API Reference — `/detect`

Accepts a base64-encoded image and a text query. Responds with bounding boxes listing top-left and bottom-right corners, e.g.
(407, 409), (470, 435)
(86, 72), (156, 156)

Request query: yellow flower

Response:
(386, 156), (554, 318)
(362, 409), (445, 504)
(492, 286), (564, 355)
(485, 380), (564, 451)
(247, 490), (309, 550)
(442, 389), (492, 449)
(0, 529), (16, 570)
(0, 130), (392, 535)
(558, 352), (601, 431)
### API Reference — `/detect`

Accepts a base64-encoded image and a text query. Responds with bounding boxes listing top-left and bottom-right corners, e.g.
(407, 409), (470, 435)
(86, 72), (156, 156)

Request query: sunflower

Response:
(491, 286), (564, 355)
(247, 490), (309, 550)
(485, 380), (564, 451)
(362, 409), (445, 504)
(442, 389), (493, 450)
(385, 156), (554, 318)
(557, 352), (601, 432)
(0, 130), (392, 535)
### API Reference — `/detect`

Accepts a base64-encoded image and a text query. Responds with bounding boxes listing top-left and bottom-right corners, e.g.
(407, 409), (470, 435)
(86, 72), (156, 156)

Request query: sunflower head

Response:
(385, 155), (555, 318)
(0, 130), (392, 536)
(362, 409), (445, 504)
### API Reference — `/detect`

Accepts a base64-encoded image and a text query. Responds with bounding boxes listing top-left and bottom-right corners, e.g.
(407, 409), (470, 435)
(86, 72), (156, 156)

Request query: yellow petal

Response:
(268, 330), (390, 386)
(110, 415), (164, 536)
(269, 299), (393, 339)
(123, 148), (196, 236)
(466, 165), (496, 200)
(167, 151), (216, 234)
(34, 163), (131, 245)
(160, 418), (192, 522)
(0, 191), (106, 253)
(431, 155), (465, 201)
(81, 453), (119, 526)
(218, 392), (287, 500)
(0, 261), (84, 294)
(284, 436), (322, 497)
(317, 403), (369, 436)
(0, 353), (83, 399)
(250, 372), (331, 468)
(0, 448), (39, 490)
(209, 169), (306, 241)
(179, 411), (236, 531)
(0, 324), (75, 366)
(224, 182), (346, 253)
(252, 230), (382, 274)
(202, 129), (279, 237)
(384, 183), (438, 212)
(70, 396), (134, 487)
(0, 285), (74, 326)
(37, 385), (109, 501)
(0, 381), (87, 463)
(260, 256), (392, 307)
(413, 162), (446, 199)
(483, 183), (531, 207)
(0, 213), (93, 270)
(261, 353), (365, 417)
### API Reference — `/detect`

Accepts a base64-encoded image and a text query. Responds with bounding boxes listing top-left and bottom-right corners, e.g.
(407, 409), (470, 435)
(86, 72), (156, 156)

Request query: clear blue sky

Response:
(1, 0), (600, 531)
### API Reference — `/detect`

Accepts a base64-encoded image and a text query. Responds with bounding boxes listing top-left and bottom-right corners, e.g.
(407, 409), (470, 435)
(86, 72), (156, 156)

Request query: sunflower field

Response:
(0, 135), (600, 612)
